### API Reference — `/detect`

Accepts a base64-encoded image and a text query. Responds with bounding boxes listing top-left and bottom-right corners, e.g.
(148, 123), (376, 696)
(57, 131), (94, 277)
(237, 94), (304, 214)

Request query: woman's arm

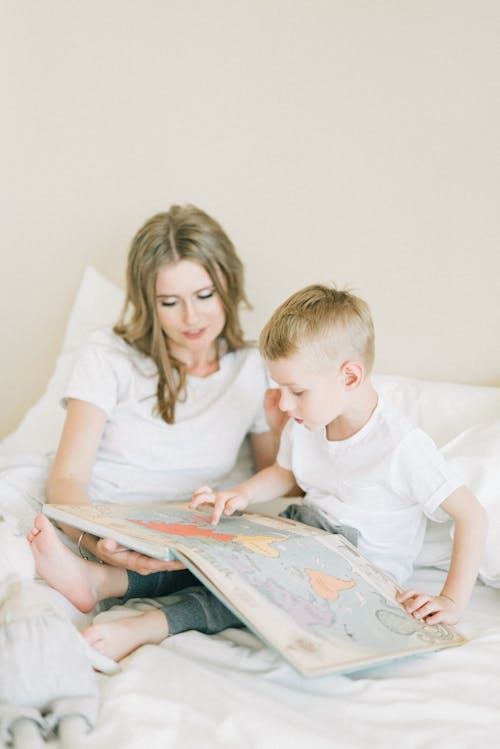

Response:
(47, 398), (108, 559)
(250, 431), (280, 472)
(48, 398), (184, 573)
(250, 388), (303, 496)
(47, 398), (107, 513)
(249, 388), (286, 471)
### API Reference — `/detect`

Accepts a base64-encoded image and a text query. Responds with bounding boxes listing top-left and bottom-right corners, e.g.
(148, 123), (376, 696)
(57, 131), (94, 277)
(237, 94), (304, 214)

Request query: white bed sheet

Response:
(90, 571), (500, 749)
(1, 446), (500, 748)
(2, 267), (500, 748)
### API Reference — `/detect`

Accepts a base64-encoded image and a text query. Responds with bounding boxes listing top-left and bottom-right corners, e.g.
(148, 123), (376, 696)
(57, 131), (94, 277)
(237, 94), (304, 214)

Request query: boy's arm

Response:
(190, 464), (296, 525)
(398, 486), (488, 624)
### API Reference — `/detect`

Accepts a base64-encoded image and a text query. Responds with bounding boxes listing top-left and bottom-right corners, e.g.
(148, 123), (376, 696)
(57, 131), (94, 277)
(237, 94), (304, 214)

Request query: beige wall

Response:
(1, 0), (499, 439)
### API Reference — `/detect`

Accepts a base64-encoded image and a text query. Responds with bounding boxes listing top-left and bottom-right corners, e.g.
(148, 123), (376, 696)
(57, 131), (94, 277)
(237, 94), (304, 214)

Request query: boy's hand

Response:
(264, 388), (289, 436)
(396, 589), (461, 625)
(190, 485), (251, 525)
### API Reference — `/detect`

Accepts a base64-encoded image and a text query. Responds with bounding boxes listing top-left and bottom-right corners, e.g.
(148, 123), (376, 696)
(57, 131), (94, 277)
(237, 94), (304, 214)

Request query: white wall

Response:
(1, 0), (499, 439)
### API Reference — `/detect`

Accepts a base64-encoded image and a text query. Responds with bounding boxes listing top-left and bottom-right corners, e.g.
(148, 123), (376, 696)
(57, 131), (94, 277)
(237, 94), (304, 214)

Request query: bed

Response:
(2, 267), (500, 749)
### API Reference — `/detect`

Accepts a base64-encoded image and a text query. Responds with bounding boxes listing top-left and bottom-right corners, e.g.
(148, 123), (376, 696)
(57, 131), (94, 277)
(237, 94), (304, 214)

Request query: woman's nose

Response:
(182, 302), (199, 325)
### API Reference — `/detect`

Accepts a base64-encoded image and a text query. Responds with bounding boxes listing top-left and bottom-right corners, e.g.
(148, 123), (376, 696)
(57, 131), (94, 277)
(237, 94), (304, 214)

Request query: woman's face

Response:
(155, 260), (226, 364)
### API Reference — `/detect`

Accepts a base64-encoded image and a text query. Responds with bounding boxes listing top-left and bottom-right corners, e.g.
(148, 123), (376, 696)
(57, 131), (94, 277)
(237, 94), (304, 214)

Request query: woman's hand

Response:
(95, 537), (186, 575)
(264, 388), (289, 436)
(396, 589), (461, 625)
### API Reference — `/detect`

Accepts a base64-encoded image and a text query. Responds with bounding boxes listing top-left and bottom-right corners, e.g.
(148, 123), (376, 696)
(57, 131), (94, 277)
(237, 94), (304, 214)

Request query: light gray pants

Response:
(107, 504), (358, 636)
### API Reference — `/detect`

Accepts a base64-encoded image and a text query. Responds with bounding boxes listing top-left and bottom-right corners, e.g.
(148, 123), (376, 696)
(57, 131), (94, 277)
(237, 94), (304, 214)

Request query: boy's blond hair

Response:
(259, 284), (375, 373)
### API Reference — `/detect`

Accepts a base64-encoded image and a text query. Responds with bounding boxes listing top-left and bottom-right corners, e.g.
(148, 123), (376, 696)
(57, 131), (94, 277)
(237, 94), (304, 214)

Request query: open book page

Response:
(43, 502), (465, 677)
(43, 502), (185, 560)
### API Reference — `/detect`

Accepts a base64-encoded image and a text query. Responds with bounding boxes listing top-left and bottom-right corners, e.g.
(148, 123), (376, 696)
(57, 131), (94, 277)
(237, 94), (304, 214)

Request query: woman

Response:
(47, 203), (283, 576)
(32, 204), (286, 661)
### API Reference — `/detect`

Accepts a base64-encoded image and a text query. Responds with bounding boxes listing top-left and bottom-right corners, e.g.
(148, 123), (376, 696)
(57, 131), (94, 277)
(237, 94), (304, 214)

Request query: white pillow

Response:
(1, 267), (124, 456)
(412, 419), (500, 576)
(61, 266), (124, 354)
(373, 373), (500, 447)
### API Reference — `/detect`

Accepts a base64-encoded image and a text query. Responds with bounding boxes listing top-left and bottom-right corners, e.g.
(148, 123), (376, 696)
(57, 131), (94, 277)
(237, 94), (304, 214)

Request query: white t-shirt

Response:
(277, 397), (463, 583)
(63, 328), (269, 503)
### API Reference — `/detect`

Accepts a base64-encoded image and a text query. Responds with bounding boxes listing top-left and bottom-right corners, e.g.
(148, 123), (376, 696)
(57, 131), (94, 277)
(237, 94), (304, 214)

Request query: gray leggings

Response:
(107, 504), (358, 636)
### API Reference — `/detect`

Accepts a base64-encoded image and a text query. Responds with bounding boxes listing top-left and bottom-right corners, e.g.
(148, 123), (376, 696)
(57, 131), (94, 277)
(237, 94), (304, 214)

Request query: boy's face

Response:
(266, 353), (347, 431)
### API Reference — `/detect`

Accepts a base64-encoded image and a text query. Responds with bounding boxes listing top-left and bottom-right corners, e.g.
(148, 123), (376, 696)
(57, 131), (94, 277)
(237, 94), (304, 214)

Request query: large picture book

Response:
(42, 501), (466, 678)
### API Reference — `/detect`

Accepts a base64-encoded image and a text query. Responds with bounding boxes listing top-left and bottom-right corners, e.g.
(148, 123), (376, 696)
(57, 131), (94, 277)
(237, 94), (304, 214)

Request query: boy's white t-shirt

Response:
(63, 328), (269, 503)
(277, 397), (463, 583)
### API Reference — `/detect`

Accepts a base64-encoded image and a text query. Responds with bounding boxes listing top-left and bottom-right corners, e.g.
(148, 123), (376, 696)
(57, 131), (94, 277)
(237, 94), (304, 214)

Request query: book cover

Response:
(43, 501), (466, 677)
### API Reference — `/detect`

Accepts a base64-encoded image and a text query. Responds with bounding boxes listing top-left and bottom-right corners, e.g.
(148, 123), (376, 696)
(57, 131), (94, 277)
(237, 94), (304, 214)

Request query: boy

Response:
(192, 284), (487, 625)
(29, 284), (487, 662)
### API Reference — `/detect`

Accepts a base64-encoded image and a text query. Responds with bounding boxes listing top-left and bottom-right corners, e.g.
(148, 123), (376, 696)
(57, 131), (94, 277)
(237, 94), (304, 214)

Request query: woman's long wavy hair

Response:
(114, 204), (250, 424)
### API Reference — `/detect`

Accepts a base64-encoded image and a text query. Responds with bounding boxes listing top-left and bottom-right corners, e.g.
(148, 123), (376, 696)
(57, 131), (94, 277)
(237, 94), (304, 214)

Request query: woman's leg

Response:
(279, 503), (359, 546)
(30, 515), (242, 661)
(29, 515), (197, 610)
(154, 585), (243, 636)
(123, 568), (198, 600)
(28, 514), (128, 612)
(84, 585), (243, 661)
(83, 609), (170, 661)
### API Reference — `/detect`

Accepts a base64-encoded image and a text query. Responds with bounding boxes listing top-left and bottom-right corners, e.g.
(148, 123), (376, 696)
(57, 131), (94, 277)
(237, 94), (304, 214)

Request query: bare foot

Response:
(84, 610), (169, 661)
(28, 514), (125, 612)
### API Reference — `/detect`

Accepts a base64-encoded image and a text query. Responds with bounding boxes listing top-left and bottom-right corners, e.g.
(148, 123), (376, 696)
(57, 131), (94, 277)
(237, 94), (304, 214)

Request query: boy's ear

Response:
(339, 361), (364, 389)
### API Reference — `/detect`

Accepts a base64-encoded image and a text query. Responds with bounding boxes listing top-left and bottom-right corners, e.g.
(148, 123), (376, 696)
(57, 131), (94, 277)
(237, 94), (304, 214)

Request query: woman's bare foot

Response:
(28, 514), (127, 612)
(84, 610), (169, 661)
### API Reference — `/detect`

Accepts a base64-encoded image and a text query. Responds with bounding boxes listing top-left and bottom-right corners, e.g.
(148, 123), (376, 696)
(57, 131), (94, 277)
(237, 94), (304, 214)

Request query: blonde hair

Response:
(259, 284), (375, 373)
(114, 204), (249, 423)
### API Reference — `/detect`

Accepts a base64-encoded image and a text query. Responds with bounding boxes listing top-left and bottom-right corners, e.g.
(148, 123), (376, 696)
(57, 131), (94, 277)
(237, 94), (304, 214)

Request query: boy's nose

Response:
(279, 390), (291, 412)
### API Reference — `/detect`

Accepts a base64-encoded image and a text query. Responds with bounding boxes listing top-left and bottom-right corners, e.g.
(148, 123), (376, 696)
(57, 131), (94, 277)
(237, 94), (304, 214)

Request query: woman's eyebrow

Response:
(156, 285), (215, 299)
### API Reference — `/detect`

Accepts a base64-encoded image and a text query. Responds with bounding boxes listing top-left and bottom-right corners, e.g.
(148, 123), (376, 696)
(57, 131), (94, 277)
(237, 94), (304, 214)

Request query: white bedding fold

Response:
(2, 437), (500, 748)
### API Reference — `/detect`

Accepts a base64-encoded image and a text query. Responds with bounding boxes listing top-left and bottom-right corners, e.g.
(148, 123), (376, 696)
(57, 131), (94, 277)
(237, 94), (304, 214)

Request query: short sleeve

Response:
(247, 350), (270, 435)
(393, 429), (464, 521)
(63, 332), (121, 416)
(276, 420), (294, 470)
(249, 406), (269, 434)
